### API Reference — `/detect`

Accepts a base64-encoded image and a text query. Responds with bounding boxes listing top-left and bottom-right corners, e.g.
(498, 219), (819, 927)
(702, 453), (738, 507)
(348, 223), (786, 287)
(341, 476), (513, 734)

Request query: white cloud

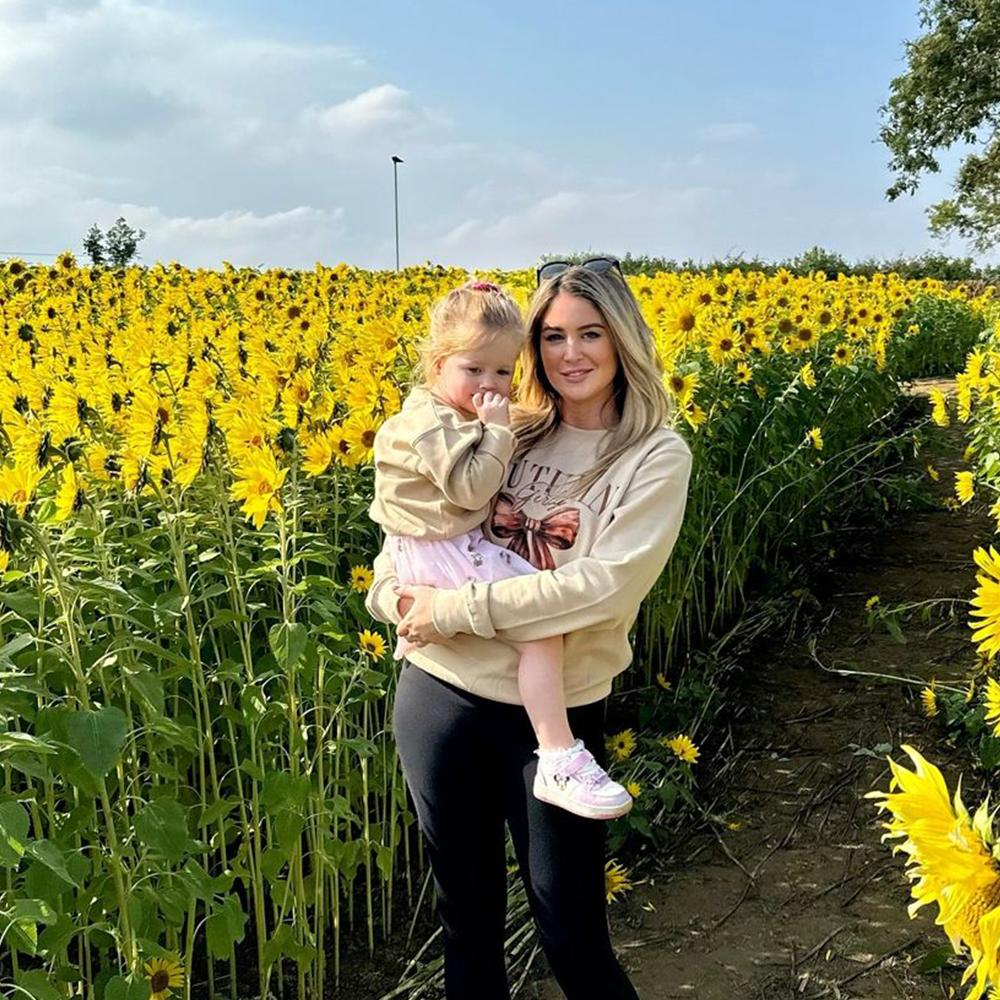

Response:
(698, 122), (758, 142)
(425, 186), (724, 268)
(306, 85), (432, 137)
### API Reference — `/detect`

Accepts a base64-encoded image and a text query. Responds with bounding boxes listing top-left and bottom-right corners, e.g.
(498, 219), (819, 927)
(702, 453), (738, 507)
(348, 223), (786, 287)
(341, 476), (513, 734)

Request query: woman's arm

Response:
(426, 435), (693, 642)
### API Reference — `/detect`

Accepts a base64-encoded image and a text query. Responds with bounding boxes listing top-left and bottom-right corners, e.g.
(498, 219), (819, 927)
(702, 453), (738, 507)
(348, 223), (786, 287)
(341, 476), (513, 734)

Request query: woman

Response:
(366, 257), (693, 999)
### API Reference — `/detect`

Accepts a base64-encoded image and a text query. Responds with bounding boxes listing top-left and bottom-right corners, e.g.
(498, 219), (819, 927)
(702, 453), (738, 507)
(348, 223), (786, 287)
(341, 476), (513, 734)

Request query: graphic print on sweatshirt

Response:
(488, 455), (625, 570)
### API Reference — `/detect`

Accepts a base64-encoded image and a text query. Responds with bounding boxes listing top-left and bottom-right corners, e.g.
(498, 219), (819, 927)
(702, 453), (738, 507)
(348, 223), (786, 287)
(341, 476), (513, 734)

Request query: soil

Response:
(524, 377), (993, 1000)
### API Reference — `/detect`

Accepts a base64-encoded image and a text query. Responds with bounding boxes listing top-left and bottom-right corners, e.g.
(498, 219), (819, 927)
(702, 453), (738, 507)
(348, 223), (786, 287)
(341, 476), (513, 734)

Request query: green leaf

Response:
(205, 894), (247, 958)
(980, 732), (1000, 770)
(104, 975), (150, 1000)
(24, 839), (79, 886)
(0, 633), (35, 660)
(917, 944), (953, 973)
(64, 707), (129, 778)
(0, 732), (59, 757)
(260, 771), (310, 814)
(0, 799), (29, 866)
(37, 914), (78, 956)
(0, 592), (40, 618)
(269, 622), (308, 670)
(17, 970), (63, 1000)
(125, 668), (164, 717)
(134, 800), (192, 864)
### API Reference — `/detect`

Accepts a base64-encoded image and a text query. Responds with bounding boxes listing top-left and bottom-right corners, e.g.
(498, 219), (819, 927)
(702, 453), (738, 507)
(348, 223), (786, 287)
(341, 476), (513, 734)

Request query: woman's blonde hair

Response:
(512, 267), (672, 497)
(414, 281), (525, 386)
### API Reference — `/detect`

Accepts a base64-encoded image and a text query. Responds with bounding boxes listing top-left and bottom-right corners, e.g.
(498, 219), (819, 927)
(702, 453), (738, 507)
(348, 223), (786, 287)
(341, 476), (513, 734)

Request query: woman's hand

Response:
(394, 584), (447, 647)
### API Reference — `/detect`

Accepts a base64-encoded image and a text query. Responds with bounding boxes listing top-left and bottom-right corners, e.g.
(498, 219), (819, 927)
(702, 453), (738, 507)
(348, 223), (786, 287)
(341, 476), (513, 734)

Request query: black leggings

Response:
(392, 660), (640, 1000)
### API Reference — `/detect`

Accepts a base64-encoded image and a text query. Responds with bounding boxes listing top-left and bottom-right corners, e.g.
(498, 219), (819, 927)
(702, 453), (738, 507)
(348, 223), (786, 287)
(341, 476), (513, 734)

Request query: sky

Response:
(0, 0), (984, 270)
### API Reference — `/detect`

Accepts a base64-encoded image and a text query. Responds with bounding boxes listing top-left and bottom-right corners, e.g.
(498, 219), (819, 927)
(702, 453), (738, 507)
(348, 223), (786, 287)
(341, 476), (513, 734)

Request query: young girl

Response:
(368, 280), (632, 820)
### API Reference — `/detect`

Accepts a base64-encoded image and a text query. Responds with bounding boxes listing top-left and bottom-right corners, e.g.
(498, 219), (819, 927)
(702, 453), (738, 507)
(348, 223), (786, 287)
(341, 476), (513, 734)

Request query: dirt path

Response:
(528, 378), (991, 1000)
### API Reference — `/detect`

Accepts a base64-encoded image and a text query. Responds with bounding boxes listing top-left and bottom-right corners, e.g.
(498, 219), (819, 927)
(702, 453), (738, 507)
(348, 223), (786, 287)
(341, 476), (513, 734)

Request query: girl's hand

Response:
(394, 584), (447, 647)
(472, 391), (510, 427)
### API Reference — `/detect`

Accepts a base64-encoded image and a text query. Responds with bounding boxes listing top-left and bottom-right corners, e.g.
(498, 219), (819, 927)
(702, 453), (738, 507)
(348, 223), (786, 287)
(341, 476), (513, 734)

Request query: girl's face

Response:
(432, 332), (519, 417)
(538, 292), (619, 420)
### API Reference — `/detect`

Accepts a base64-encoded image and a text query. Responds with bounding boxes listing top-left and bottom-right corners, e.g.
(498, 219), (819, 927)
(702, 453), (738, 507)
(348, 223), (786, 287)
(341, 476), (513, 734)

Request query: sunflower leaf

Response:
(206, 894), (247, 958)
(64, 707), (129, 778)
(134, 800), (193, 864)
(16, 970), (63, 1000)
(104, 975), (150, 1000)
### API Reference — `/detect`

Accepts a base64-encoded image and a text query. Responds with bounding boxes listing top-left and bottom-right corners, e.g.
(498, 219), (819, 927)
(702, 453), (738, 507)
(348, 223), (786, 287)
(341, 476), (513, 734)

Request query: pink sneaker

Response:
(533, 739), (634, 820)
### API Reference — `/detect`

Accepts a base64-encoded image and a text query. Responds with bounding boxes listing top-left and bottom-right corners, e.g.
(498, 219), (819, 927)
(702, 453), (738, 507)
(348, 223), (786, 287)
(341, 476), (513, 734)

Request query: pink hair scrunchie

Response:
(469, 281), (500, 292)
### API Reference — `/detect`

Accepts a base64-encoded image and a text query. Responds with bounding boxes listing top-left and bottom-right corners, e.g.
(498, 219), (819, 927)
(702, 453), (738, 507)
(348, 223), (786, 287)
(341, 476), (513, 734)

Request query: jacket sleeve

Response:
(412, 416), (516, 512)
(429, 435), (693, 642)
(365, 535), (402, 626)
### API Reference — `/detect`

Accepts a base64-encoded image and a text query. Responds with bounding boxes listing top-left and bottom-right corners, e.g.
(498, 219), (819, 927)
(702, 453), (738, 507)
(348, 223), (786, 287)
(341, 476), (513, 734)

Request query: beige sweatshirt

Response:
(366, 418), (693, 707)
(367, 384), (517, 539)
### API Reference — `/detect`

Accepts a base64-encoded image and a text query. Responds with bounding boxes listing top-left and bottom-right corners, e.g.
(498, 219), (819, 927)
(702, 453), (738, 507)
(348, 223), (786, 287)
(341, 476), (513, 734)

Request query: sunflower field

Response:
(854, 293), (1000, 998)
(0, 254), (991, 1000)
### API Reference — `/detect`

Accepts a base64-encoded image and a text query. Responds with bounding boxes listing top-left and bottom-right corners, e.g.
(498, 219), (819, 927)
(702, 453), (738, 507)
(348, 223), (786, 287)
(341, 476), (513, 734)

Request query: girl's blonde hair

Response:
(512, 267), (673, 497)
(414, 281), (525, 385)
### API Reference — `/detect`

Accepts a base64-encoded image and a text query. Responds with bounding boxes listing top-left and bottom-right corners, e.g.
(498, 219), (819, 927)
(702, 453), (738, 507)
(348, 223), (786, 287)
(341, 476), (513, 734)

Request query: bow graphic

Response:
(491, 493), (580, 570)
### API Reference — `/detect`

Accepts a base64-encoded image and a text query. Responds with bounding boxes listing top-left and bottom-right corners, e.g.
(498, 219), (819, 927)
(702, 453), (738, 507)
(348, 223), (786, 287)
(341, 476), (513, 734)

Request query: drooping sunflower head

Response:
(604, 858), (633, 904)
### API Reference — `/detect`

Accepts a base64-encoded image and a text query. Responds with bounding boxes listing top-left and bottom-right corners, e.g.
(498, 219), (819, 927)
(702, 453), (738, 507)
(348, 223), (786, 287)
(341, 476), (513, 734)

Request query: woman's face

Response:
(538, 292), (619, 420)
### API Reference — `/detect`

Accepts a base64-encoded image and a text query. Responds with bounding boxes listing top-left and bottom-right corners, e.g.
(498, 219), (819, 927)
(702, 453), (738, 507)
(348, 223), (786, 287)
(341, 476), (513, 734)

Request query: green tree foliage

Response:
(82, 224), (105, 266)
(881, 0), (1000, 251)
(81, 217), (146, 267)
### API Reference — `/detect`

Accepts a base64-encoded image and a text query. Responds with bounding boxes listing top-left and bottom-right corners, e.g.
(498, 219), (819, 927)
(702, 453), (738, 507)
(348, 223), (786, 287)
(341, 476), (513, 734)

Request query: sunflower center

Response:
(955, 877), (1000, 949)
(150, 971), (170, 992)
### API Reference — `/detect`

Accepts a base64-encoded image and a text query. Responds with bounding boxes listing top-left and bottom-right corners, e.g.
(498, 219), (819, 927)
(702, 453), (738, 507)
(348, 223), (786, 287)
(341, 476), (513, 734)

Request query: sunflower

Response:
(930, 388), (951, 427)
(228, 447), (288, 529)
(144, 957), (185, 1000)
(606, 729), (637, 762)
(707, 327), (740, 367)
(604, 859), (633, 904)
(358, 629), (386, 659)
(970, 547), (1000, 661)
(832, 342), (853, 366)
(984, 678), (1000, 736)
(957, 471), (976, 505)
(625, 781), (641, 799)
(350, 565), (375, 593)
(921, 685), (939, 718)
(666, 371), (698, 403)
(54, 464), (86, 521)
(0, 462), (44, 516)
(867, 746), (1000, 1000)
(663, 734), (700, 764)
(805, 427), (823, 451)
(300, 429), (334, 477)
(681, 399), (707, 430)
(655, 672), (672, 691)
(866, 595), (881, 611)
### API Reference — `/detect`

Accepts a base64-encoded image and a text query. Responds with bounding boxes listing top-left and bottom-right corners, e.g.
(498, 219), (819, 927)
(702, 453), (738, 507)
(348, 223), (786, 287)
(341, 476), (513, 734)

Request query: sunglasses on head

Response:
(535, 256), (624, 286)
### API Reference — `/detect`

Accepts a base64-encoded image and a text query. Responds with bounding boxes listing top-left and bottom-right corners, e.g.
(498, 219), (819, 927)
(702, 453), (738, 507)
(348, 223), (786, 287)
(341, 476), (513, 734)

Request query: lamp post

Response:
(392, 155), (403, 270)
